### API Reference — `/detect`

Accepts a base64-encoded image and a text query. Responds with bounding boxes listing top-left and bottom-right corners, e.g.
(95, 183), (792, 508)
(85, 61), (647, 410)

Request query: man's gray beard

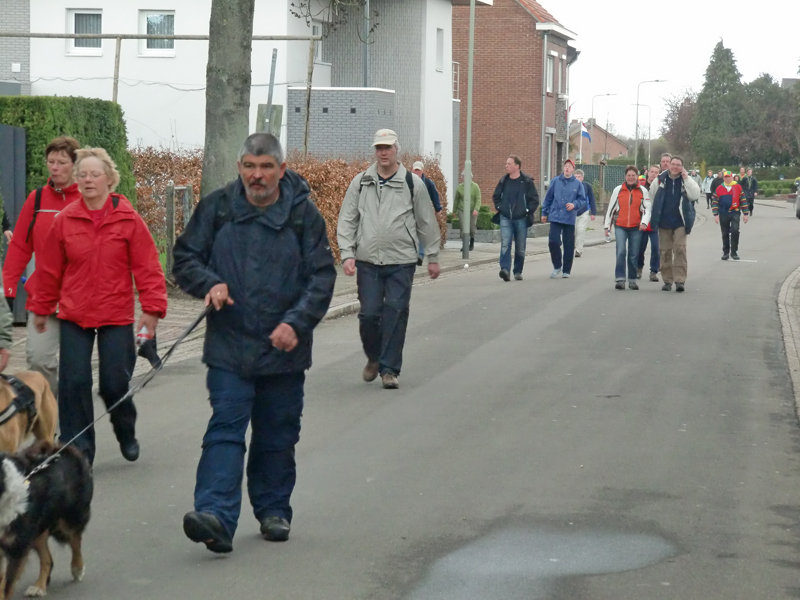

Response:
(245, 183), (276, 202)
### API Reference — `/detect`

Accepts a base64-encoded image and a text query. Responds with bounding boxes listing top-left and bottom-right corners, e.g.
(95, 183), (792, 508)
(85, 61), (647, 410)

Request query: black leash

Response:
(27, 305), (213, 479)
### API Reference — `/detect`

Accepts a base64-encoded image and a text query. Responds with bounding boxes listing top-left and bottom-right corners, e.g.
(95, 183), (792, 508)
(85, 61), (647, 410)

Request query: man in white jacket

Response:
(337, 129), (440, 389)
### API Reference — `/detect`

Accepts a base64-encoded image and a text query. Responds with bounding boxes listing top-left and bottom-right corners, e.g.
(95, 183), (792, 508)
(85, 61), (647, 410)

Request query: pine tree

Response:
(690, 41), (744, 164)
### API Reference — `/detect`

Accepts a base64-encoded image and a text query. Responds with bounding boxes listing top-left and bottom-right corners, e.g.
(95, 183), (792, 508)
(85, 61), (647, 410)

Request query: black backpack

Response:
(25, 187), (44, 243)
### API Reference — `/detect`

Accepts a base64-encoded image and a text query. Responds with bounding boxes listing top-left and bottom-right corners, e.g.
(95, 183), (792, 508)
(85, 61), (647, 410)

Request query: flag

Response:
(581, 122), (591, 142)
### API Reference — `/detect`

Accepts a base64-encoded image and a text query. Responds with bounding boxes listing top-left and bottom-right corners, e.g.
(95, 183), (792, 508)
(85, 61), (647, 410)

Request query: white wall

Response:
(420, 0), (454, 203)
(29, 0), (323, 150)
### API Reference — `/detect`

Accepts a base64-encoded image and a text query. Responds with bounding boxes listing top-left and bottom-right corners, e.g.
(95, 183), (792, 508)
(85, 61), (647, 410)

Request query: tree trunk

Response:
(201, 0), (256, 197)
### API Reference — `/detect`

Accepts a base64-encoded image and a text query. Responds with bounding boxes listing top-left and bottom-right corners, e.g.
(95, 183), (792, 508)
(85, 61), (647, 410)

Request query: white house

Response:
(4, 0), (491, 199)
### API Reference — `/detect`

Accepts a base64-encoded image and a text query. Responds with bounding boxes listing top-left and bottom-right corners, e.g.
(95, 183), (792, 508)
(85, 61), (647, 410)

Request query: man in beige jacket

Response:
(337, 129), (440, 389)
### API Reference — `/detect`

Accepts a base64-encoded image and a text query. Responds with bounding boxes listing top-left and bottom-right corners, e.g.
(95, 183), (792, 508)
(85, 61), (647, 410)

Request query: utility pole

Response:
(462, 0), (477, 259)
(265, 48), (278, 131)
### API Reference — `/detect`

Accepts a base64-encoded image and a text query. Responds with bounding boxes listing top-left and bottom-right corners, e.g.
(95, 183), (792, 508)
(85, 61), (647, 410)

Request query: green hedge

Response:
(0, 96), (135, 202)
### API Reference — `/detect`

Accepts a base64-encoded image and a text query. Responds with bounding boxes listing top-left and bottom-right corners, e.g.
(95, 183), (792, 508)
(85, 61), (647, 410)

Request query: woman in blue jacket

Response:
(541, 159), (588, 278)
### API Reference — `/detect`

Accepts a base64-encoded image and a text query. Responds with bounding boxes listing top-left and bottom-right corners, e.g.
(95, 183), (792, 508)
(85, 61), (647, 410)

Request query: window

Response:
(139, 11), (175, 56)
(545, 134), (553, 182)
(311, 22), (322, 62)
(434, 141), (442, 159)
(435, 28), (444, 71)
(546, 56), (554, 93)
(67, 9), (102, 55)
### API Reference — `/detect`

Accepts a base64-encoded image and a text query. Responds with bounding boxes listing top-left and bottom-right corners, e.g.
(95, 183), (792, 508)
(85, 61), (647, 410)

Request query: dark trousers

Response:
(747, 196), (755, 215)
(637, 228), (660, 274)
(195, 368), (304, 539)
(356, 261), (415, 376)
(548, 222), (575, 274)
(58, 319), (137, 465)
(720, 212), (741, 253)
(706, 193), (713, 208)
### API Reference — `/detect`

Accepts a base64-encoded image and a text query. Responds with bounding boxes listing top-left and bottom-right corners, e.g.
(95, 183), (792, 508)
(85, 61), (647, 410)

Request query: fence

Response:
(576, 163), (626, 193)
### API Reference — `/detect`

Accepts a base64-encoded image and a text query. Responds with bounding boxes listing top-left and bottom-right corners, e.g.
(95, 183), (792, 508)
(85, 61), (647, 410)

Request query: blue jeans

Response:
(615, 227), (642, 281)
(499, 216), (527, 274)
(356, 261), (416, 376)
(194, 368), (305, 539)
(637, 229), (660, 273)
(548, 222), (575, 273)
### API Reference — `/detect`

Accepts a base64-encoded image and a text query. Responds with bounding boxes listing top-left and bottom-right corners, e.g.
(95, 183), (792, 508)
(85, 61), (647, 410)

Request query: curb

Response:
(778, 265), (800, 421)
(322, 237), (611, 321)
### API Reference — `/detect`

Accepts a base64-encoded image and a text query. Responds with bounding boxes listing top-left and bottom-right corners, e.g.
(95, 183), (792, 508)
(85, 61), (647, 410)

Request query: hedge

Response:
(0, 96), (135, 202)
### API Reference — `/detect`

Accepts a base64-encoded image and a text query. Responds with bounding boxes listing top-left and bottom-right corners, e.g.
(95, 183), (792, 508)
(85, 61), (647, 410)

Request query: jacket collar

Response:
(71, 193), (134, 222)
(229, 169), (309, 231)
(363, 161), (407, 187)
(47, 178), (80, 196)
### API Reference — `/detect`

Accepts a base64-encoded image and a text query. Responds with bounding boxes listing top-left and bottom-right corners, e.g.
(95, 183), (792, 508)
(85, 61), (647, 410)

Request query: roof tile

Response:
(516, 0), (559, 24)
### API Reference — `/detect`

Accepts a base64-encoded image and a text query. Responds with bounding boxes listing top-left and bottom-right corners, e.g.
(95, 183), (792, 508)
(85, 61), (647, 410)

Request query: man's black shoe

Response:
(499, 269), (510, 282)
(120, 439), (140, 462)
(417, 257), (423, 266)
(676, 282), (685, 292)
(662, 283), (672, 291)
(721, 253), (729, 260)
(615, 281), (625, 290)
(731, 252), (740, 260)
(628, 281), (639, 290)
(260, 516), (291, 542)
(183, 512), (233, 553)
(469, 237), (475, 251)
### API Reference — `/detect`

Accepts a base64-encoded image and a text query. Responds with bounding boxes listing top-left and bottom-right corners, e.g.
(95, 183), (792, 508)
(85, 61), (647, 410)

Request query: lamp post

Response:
(635, 79), (666, 168)
(631, 103), (651, 166)
(590, 93), (615, 164)
(462, 0), (477, 259)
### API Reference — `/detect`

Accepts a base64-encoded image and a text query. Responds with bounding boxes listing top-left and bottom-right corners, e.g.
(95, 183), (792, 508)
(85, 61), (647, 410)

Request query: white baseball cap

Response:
(373, 129), (398, 146)
(412, 161), (424, 171)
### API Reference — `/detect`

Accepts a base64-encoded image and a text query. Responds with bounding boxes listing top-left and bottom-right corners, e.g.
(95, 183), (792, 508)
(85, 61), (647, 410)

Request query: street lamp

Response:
(635, 79), (666, 168)
(462, 0), (477, 259)
(590, 93), (616, 164)
(632, 103), (651, 166)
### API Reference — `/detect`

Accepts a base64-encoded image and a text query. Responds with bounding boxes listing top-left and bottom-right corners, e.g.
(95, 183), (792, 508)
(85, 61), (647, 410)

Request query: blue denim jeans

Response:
(356, 261), (416, 376)
(548, 222), (575, 274)
(194, 368), (305, 539)
(637, 228), (660, 274)
(615, 226), (642, 281)
(499, 216), (528, 274)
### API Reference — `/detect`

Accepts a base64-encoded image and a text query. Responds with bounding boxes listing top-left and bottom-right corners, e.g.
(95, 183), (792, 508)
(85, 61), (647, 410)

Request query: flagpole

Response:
(579, 122), (583, 164)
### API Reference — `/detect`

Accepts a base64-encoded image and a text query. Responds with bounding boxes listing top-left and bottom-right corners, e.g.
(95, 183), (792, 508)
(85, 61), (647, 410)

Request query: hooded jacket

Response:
(3, 179), (82, 305)
(30, 194), (167, 328)
(648, 171), (700, 234)
(337, 162), (440, 266)
(173, 171), (336, 378)
(541, 174), (588, 226)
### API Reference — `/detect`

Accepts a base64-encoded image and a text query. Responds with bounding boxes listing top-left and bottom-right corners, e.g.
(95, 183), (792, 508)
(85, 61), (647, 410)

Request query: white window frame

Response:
(139, 10), (176, 57)
(311, 22), (324, 62)
(66, 9), (103, 56)
(435, 28), (444, 72)
(546, 56), (554, 94)
(558, 58), (563, 93)
(545, 134), (553, 182)
(434, 141), (442, 159)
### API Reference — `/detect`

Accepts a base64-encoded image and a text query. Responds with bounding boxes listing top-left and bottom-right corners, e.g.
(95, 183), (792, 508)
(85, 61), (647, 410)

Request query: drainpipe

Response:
(539, 32), (548, 200)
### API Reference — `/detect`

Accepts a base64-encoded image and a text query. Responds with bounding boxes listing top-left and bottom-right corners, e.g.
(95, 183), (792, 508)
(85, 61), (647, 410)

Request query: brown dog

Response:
(0, 371), (57, 455)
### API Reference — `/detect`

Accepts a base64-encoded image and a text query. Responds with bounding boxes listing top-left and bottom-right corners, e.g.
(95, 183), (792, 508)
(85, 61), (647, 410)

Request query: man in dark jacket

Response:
(740, 168), (758, 215)
(173, 133), (336, 553)
(492, 155), (539, 281)
(412, 161), (442, 264)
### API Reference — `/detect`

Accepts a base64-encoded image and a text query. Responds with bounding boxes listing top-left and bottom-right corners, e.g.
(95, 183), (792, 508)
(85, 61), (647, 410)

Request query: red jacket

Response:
(3, 179), (82, 305)
(30, 194), (168, 328)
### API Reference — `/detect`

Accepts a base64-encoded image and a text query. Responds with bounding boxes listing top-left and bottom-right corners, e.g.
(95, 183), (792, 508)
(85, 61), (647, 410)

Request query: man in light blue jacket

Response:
(541, 159), (588, 278)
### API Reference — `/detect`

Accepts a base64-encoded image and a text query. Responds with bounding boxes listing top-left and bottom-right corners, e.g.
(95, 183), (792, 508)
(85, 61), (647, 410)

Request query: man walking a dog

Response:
(173, 133), (336, 553)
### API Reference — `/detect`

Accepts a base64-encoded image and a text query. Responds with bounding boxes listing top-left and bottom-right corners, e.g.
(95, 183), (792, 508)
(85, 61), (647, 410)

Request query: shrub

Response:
(0, 96), (135, 201)
(762, 186), (775, 198)
(476, 204), (498, 230)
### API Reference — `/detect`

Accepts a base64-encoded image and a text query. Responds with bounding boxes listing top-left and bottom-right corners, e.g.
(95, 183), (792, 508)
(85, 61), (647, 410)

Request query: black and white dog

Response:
(0, 441), (93, 599)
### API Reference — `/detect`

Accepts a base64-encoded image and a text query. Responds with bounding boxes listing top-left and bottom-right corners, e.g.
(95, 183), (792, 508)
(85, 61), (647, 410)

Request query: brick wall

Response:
(322, 0), (425, 152)
(0, 0), (31, 95)
(286, 88), (395, 157)
(453, 0), (570, 203)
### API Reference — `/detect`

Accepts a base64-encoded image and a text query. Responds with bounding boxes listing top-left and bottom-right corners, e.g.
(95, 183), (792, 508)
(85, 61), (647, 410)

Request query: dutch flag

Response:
(581, 122), (591, 142)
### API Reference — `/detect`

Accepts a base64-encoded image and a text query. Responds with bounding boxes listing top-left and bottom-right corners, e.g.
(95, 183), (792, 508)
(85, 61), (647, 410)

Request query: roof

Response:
(568, 120), (630, 150)
(516, 0), (559, 24)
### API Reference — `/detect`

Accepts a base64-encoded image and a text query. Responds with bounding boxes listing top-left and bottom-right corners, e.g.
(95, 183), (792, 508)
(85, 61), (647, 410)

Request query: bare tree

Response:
(201, 0), (256, 197)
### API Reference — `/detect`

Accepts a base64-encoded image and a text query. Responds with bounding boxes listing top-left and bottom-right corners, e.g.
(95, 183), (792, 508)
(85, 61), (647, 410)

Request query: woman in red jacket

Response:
(3, 136), (82, 397)
(31, 147), (167, 465)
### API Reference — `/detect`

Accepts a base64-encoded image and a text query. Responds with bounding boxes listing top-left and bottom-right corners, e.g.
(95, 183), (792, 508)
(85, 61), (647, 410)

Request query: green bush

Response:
(762, 187), (775, 198)
(476, 205), (498, 230)
(0, 96), (135, 202)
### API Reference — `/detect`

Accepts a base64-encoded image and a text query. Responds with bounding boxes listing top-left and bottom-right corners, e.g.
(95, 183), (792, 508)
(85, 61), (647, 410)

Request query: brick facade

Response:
(452, 0), (572, 205)
(0, 0), (31, 95)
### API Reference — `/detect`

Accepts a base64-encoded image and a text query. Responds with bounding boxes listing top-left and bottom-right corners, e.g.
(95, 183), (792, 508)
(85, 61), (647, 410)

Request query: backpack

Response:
(25, 187), (44, 244)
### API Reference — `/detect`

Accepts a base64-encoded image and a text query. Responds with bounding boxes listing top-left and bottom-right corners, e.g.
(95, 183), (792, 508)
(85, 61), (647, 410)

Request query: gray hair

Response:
(238, 133), (285, 164)
(574, 169), (584, 177)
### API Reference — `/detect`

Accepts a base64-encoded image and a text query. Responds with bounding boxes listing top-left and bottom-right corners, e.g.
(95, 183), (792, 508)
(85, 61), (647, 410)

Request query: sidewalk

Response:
(4, 222), (613, 377)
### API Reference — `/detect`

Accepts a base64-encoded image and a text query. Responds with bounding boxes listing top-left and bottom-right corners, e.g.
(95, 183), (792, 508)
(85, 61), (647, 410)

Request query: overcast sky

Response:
(550, 0), (800, 141)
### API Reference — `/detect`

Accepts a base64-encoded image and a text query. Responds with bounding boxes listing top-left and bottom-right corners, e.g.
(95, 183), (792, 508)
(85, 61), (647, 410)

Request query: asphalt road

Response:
(27, 202), (800, 600)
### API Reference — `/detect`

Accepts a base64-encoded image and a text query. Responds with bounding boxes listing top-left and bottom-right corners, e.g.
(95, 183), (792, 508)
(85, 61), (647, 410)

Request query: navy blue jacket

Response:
(173, 171), (336, 378)
(577, 181), (596, 216)
(650, 171), (696, 234)
(492, 172), (540, 221)
(542, 174), (588, 225)
(421, 175), (442, 212)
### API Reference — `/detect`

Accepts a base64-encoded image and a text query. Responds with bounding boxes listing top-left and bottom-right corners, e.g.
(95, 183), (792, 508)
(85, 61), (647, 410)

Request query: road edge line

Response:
(777, 264), (800, 421)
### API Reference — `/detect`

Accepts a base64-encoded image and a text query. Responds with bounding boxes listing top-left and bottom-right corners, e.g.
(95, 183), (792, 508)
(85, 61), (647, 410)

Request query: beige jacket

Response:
(337, 162), (441, 265)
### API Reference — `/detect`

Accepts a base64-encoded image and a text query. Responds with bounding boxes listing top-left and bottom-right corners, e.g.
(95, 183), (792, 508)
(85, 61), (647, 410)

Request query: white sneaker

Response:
(550, 268), (562, 278)
(562, 273), (571, 278)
